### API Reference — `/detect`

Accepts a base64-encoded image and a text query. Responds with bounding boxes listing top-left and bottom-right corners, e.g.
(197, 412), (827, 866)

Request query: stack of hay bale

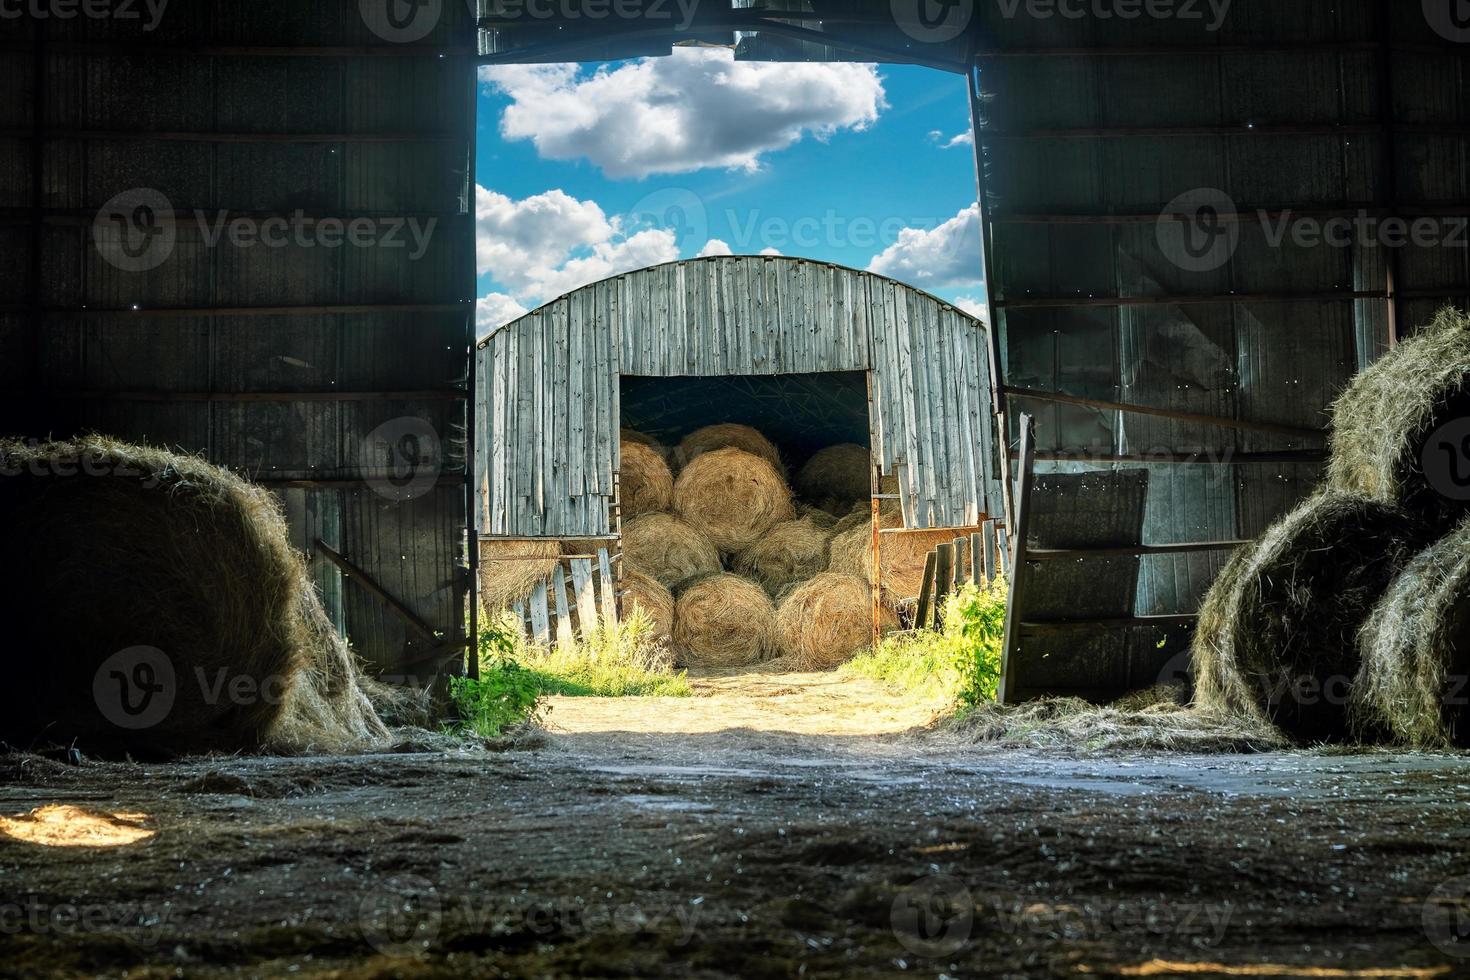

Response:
(1193, 307), (1470, 747)
(620, 425), (885, 671)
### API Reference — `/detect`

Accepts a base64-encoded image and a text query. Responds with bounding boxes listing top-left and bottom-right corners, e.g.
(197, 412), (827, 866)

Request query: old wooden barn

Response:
(472, 256), (1006, 545)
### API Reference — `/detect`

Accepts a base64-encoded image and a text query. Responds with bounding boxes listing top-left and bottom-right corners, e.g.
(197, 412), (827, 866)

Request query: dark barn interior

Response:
(3, 2), (1470, 977)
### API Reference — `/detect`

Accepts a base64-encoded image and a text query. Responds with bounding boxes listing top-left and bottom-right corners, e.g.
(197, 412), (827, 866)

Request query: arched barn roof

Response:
(474, 256), (1004, 537)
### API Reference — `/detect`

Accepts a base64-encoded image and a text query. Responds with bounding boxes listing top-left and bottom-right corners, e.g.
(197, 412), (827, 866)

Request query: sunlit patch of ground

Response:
(0, 804), (154, 847)
(541, 668), (953, 738)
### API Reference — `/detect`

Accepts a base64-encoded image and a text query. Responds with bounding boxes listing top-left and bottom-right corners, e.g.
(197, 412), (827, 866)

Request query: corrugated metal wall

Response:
(474, 257), (1002, 536)
(974, 0), (1470, 618)
(0, 3), (477, 681)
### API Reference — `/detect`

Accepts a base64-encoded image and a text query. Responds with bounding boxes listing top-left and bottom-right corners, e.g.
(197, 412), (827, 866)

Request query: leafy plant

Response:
(449, 617), (546, 738)
(841, 576), (1008, 708)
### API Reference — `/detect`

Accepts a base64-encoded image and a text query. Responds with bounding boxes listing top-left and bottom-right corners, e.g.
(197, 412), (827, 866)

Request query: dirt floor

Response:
(3, 671), (1470, 979)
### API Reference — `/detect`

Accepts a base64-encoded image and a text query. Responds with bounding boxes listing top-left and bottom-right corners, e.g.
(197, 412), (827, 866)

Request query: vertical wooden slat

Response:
(952, 536), (969, 590)
(997, 415), (1036, 705)
(983, 521), (998, 583)
(915, 551), (938, 631)
(528, 581), (551, 646)
(970, 532), (984, 586)
(550, 564), (574, 649)
(933, 542), (954, 629)
(569, 557), (599, 633)
(596, 547), (618, 627)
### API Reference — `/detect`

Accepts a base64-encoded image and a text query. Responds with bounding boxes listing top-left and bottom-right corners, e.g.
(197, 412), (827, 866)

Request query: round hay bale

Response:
(675, 423), (783, 474)
(672, 574), (776, 668)
(796, 444), (871, 506)
(1352, 518), (1470, 748)
(1190, 491), (1428, 744)
(0, 436), (388, 757)
(621, 427), (662, 452)
(797, 504), (839, 530)
(1327, 307), (1470, 530)
(733, 518), (833, 597)
(479, 539), (559, 614)
(622, 513), (721, 589)
(620, 567), (676, 651)
(775, 573), (874, 670)
(673, 447), (796, 554)
(829, 512), (966, 602)
(620, 437), (674, 518)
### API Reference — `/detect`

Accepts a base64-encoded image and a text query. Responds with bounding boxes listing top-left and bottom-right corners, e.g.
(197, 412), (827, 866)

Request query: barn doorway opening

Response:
(617, 371), (882, 672)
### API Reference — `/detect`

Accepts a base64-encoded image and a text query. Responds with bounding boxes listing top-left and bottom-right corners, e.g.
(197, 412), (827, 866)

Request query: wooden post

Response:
(933, 542), (954, 629)
(996, 415), (1036, 705)
(596, 547), (618, 627)
(528, 581), (551, 646)
(915, 551), (938, 631)
(870, 465), (883, 650)
(970, 532), (984, 586)
(982, 520), (998, 583)
(569, 558), (598, 634)
(952, 536), (968, 590)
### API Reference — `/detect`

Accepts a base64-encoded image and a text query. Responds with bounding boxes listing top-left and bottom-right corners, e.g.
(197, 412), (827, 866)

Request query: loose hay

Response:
(622, 513), (722, 589)
(479, 539), (559, 614)
(1353, 517), (1470, 748)
(943, 698), (1287, 754)
(775, 573), (874, 670)
(796, 444), (871, 507)
(0, 436), (390, 757)
(829, 511), (965, 602)
(1327, 306), (1470, 529)
(1190, 491), (1427, 744)
(620, 568), (677, 656)
(733, 518), (833, 596)
(620, 437), (674, 518)
(675, 423), (784, 474)
(673, 447), (796, 554)
(673, 574), (776, 668)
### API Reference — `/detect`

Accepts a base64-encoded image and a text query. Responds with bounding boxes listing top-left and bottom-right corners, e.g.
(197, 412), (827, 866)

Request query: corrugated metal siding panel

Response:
(17, 1), (477, 677)
(477, 257), (1001, 535)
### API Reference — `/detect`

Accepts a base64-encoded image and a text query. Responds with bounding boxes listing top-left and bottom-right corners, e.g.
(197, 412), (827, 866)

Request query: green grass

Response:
(449, 610), (692, 738)
(841, 577), (1008, 709)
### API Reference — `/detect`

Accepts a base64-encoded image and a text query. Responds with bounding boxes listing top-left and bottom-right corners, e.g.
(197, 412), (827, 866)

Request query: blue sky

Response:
(474, 50), (985, 335)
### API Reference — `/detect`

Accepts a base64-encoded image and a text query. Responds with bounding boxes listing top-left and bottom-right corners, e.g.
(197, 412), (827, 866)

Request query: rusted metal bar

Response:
(57, 390), (465, 402)
(1032, 450), (1326, 465)
(1004, 386), (1327, 439)
(996, 415), (1036, 705)
(1027, 541), (1249, 560)
(314, 538), (440, 645)
(997, 290), (1386, 310)
(1019, 615), (1199, 631)
(985, 124), (1382, 140)
(0, 128), (457, 143)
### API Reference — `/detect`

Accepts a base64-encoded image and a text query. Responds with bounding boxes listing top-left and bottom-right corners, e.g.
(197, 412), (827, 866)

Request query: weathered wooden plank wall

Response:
(475, 256), (1003, 537)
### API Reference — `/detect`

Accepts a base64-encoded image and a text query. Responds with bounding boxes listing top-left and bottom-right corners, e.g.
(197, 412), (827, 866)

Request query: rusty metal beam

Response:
(1004, 386), (1327, 439)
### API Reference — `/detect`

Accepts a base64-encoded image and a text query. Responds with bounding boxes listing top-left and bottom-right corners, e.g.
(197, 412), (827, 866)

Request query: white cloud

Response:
(952, 295), (989, 322)
(698, 238), (734, 257)
(476, 293), (529, 340)
(866, 204), (982, 290)
(929, 129), (973, 148)
(476, 185), (679, 307)
(759, 247), (783, 257)
(480, 49), (886, 179)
